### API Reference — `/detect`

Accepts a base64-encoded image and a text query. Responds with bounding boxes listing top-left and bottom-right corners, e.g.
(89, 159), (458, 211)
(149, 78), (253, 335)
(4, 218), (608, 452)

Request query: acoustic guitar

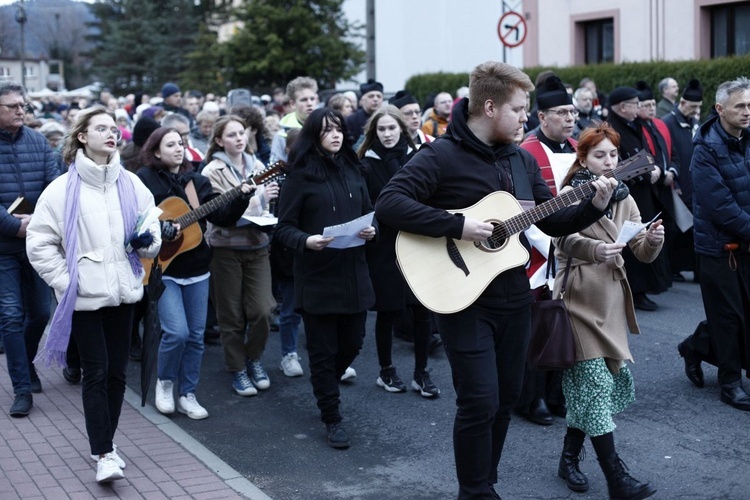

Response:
(395, 150), (656, 314)
(141, 162), (281, 282)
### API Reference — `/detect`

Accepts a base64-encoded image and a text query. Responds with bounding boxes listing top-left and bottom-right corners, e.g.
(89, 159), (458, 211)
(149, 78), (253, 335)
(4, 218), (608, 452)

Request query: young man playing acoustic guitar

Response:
(374, 61), (617, 500)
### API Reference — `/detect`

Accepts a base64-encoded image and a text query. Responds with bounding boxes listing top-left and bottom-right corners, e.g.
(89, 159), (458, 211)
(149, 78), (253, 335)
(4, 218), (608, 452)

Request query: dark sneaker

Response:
(9, 393), (33, 417)
(63, 366), (82, 384)
(376, 366), (406, 393)
(412, 370), (440, 398)
(326, 422), (350, 449)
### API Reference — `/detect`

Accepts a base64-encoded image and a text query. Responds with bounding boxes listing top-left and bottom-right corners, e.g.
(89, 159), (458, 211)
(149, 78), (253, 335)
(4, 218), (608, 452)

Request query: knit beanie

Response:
(161, 82), (181, 99)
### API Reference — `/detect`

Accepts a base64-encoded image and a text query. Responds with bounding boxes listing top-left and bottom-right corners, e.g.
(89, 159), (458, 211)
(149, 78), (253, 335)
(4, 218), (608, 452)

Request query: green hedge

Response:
(405, 54), (750, 118)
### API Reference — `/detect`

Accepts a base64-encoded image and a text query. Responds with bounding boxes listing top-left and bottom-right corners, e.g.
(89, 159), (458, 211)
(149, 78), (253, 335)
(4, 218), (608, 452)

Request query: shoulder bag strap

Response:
(184, 180), (200, 210)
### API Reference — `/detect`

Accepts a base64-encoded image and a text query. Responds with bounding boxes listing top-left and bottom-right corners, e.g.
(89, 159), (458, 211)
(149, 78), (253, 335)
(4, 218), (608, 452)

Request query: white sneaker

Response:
(96, 453), (124, 483)
(155, 379), (175, 414)
(90, 443), (126, 469)
(340, 366), (357, 381)
(280, 353), (304, 377)
(178, 393), (209, 420)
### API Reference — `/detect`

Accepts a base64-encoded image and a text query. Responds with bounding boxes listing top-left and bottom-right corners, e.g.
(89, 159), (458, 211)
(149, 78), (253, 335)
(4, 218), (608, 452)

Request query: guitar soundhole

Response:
(475, 221), (505, 251)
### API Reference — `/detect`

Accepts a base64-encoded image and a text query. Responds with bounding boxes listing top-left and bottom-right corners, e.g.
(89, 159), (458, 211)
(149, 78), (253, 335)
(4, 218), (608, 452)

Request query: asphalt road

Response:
(127, 272), (750, 500)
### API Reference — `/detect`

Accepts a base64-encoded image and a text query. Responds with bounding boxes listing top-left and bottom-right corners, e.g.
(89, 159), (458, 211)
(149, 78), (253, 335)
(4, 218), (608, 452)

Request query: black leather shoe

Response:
(63, 366), (82, 384)
(9, 393), (33, 418)
(527, 397), (553, 426)
(677, 340), (704, 387)
(673, 273), (686, 282)
(633, 294), (658, 312)
(129, 344), (142, 362)
(326, 422), (351, 449)
(720, 385), (750, 411)
(29, 372), (42, 394)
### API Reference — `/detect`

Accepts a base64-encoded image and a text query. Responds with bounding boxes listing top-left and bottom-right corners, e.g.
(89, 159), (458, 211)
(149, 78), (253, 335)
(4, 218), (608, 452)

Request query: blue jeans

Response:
(0, 252), (51, 396)
(278, 279), (301, 356)
(157, 277), (208, 396)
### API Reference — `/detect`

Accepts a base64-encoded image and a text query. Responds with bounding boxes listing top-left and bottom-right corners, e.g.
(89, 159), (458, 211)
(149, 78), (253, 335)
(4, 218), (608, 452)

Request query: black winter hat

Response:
(536, 76), (572, 109)
(608, 86), (640, 106)
(682, 79), (703, 102)
(132, 117), (161, 147)
(635, 81), (654, 101)
(389, 90), (419, 110)
(360, 79), (383, 96)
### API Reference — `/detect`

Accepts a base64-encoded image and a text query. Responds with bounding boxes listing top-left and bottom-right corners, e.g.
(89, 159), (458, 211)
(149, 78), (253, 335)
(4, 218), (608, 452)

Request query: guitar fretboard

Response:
(174, 185), (243, 228)
(489, 152), (650, 244)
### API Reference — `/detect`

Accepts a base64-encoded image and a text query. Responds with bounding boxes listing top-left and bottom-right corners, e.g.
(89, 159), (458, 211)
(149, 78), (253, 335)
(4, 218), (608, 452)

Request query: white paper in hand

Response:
(322, 212), (374, 249)
(615, 212), (661, 244)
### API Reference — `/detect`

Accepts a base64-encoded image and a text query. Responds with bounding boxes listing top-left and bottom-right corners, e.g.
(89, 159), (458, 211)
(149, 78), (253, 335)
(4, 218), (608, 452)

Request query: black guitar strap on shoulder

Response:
(508, 152), (533, 201)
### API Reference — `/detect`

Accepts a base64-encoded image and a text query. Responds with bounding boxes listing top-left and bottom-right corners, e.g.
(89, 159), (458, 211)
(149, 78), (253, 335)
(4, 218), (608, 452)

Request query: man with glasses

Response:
(390, 90), (433, 148)
(0, 81), (60, 417)
(518, 75), (579, 427)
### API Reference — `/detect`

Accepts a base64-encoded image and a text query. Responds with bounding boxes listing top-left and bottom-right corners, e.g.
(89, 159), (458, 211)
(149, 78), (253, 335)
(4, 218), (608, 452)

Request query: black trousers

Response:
(437, 303), (531, 500)
(302, 311), (366, 424)
(694, 253), (750, 386)
(72, 304), (134, 457)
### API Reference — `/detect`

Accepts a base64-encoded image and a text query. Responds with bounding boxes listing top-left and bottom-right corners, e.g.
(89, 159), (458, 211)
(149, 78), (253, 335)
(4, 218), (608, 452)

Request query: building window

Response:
(25, 66), (35, 77)
(583, 18), (614, 64)
(0, 67), (10, 77)
(711, 2), (750, 57)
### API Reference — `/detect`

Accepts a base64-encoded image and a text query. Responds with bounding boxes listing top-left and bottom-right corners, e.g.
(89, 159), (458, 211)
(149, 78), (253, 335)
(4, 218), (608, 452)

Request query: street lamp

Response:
(15, 0), (28, 88)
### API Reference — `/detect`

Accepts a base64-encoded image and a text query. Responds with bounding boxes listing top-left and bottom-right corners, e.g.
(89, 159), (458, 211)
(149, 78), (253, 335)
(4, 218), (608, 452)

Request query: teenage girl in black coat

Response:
(275, 108), (376, 449)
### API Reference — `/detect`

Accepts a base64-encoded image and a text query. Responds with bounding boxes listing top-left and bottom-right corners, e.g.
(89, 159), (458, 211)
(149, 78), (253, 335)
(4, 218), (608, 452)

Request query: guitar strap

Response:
(184, 180), (200, 210)
(508, 153), (533, 202)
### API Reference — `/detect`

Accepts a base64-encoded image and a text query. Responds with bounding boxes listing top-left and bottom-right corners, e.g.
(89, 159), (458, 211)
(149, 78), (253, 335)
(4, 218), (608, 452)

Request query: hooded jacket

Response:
(375, 97), (605, 309)
(691, 115), (750, 257)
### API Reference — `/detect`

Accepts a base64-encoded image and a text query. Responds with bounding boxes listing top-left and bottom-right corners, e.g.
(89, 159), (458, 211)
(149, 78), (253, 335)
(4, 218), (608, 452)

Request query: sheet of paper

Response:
(239, 215), (278, 227)
(322, 212), (374, 249)
(615, 212), (661, 244)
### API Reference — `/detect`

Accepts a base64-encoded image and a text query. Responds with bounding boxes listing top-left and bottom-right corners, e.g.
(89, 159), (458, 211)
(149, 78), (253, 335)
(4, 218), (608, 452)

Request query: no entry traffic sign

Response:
(498, 11), (527, 48)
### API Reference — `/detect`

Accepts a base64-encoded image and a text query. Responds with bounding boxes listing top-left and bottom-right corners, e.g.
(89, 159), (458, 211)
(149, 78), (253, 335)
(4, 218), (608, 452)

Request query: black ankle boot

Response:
(598, 454), (656, 500)
(558, 434), (589, 492)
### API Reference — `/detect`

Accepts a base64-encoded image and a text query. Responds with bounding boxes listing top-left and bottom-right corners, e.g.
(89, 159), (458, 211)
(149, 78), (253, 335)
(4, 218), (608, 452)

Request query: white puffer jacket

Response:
(26, 150), (161, 311)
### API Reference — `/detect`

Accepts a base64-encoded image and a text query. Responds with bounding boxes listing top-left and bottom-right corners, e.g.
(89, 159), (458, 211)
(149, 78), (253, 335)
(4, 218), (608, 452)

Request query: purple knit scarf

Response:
(35, 161), (142, 367)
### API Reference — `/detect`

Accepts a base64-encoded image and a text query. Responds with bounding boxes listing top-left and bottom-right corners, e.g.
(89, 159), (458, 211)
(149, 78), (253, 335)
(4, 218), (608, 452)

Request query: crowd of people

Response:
(1, 64), (749, 499)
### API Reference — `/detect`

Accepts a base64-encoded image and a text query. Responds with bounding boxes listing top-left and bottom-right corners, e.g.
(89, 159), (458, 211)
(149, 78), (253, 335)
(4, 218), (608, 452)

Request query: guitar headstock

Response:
(612, 150), (656, 182)
(252, 161), (285, 185)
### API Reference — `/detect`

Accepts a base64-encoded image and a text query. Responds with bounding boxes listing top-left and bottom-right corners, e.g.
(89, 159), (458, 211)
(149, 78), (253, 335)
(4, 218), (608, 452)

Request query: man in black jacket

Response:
(677, 77), (750, 412)
(375, 62), (616, 500)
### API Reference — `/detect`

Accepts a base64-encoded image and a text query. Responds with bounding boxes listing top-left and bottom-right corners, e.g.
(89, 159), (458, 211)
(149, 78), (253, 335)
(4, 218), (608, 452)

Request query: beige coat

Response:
(202, 155), (270, 250)
(552, 193), (663, 364)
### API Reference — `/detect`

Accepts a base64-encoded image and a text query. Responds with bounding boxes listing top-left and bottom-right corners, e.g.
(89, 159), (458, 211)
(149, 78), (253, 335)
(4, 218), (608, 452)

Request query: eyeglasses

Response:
(90, 125), (123, 141)
(0, 102), (30, 112)
(546, 108), (579, 118)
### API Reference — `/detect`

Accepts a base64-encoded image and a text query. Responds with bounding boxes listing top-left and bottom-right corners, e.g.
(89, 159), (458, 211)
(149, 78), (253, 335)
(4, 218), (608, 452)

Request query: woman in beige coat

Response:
(552, 123), (663, 500)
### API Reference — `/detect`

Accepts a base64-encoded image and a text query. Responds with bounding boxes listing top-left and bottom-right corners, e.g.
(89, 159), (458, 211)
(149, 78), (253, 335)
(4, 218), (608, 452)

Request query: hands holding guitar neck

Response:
(462, 217), (494, 242)
(591, 177), (619, 211)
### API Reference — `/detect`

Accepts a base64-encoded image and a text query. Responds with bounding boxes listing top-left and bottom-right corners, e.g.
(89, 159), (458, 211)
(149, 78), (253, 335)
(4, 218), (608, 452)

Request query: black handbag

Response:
(528, 245), (575, 370)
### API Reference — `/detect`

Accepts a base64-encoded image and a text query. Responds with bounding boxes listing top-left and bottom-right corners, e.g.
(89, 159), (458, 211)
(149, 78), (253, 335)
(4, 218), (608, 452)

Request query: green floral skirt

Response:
(562, 358), (635, 437)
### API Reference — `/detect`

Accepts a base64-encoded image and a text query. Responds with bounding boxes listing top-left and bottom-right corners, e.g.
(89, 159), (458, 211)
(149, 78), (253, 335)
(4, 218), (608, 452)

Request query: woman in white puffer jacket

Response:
(26, 107), (161, 485)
